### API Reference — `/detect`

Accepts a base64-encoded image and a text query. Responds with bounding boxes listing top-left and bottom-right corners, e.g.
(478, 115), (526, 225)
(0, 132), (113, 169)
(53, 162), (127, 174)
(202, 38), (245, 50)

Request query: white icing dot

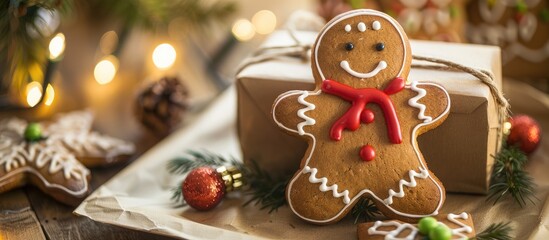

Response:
(344, 24), (351, 32)
(372, 21), (381, 30)
(357, 22), (366, 32)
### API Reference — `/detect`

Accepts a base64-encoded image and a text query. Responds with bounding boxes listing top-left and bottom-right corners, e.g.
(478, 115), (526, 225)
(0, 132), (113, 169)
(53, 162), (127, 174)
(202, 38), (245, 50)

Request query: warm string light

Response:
(152, 43), (177, 69)
(94, 55), (118, 85)
(232, 19), (255, 41)
(49, 33), (65, 60)
(26, 82), (55, 107)
(26, 82), (42, 107)
(232, 10), (277, 41)
(252, 10), (277, 35)
(45, 84), (55, 106)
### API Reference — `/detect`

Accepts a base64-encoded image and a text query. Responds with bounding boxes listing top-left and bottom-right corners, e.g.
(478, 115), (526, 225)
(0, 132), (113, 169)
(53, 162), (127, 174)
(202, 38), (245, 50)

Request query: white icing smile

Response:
(340, 60), (387, 79)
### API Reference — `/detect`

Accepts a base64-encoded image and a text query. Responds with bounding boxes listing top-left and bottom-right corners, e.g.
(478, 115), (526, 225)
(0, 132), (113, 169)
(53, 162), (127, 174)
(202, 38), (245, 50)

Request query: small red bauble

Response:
(182, 167), (225, 211)
(507, 114), (542, 155)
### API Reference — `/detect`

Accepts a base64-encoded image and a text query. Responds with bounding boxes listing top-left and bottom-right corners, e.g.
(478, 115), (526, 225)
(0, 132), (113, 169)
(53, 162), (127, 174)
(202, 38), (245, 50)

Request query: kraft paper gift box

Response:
(236, 31), (503, 194)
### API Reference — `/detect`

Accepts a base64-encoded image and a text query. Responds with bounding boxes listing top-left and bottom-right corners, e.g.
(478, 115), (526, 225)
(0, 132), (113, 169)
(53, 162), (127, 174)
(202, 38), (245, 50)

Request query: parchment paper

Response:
(74, 80), (549, 240)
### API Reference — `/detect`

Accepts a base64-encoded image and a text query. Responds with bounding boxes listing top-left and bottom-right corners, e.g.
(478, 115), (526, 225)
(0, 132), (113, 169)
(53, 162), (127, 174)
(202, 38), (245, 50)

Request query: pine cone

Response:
(134, 77), (189, 136)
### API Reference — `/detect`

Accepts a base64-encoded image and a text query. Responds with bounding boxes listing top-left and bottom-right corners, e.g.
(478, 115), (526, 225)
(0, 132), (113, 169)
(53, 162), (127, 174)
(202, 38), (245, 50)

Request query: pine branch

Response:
(88, 0), (236, 31)
(473, 222), (512, 240)
(242, 160), (289, 213)
(1, 0), (72, 95)
(167, 149), (243, 174)
(170, 185), (183, 202)
(487, 145), (537, 207)
(350, 198), (381, 224)
(167, 150), (289, 212)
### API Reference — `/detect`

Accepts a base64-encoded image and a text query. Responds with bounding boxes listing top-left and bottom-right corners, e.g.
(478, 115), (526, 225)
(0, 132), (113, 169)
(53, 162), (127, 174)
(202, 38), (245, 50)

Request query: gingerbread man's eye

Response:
(375, 42), (385, 51)
(345, 42), (354, 51)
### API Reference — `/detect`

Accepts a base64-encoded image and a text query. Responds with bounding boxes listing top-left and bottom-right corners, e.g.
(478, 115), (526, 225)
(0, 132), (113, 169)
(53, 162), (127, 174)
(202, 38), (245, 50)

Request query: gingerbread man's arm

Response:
(272, 90), (316, 135)
(407, 81), (450, 127)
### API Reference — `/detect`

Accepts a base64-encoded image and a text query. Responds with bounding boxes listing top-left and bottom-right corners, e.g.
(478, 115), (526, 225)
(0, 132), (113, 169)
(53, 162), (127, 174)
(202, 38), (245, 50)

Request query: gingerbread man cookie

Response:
(272, 9), (450, 224)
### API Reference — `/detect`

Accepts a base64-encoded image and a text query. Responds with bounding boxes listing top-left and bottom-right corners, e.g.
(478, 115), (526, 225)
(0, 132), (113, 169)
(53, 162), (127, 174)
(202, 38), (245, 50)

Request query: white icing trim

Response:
(340, 60), (387, 79)
(384, 168), (429, 205)
(368, 220), (417, 240)
(358, 22), (366, 32)
(400, 0), (427, 8)
(372, 21), (381, 30)
(471, 0), (549, 64)
(367, 212), (472, 240)
(448, 212), (473, 234)
(407, 81), (433, 123)
(296, 92), (316, 135)
(314, 10), (407, 81)
(345, 24), (351, 32)
(0, 166), (89, 197)
(303, 166), (350, 204)
(274, 82), (450, 223)
(1, 138), (86, 180)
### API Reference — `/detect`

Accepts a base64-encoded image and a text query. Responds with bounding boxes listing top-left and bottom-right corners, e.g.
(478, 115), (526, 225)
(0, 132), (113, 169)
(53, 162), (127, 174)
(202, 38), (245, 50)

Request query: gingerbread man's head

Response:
(312, 9), (412, 89)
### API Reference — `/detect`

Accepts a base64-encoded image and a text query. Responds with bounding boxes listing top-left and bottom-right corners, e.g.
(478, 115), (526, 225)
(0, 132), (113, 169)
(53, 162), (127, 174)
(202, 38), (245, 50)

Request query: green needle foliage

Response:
(167, 149), (243, 175)
(167, 150), (289, 212)
(1, 0), (72, 93)
(487, 144), (536, 207)
(87, 0), (236, 31)
(350, 198), (381, 224)
(473, 222), (512, 240)
(242, 160), (289, 213)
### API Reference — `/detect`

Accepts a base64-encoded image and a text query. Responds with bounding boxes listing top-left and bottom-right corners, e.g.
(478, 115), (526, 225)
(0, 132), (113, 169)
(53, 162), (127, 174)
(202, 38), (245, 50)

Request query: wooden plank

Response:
(0, 190), (46, 240)
(26, 186), (172, 240)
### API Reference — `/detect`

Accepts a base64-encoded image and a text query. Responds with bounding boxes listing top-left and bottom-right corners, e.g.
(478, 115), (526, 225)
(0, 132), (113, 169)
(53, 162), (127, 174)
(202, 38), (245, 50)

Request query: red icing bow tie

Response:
(321, 77), (404, 161)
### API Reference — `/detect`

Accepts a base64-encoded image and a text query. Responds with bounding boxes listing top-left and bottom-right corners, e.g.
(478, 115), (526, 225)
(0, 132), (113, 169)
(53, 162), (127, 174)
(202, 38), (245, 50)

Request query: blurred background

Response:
(1, 0), (548, 142)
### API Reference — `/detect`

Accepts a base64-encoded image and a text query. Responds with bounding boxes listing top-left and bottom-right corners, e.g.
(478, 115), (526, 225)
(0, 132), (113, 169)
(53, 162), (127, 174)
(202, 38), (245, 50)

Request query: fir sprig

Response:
(87, 0), (236, 31)
(1, 0), (72, 95)
(167, 150), (289, 212)
(350, 198), (381, 224)
(487, 145), (536, 207)
(473, 222), (512, 240)
(167, 150), (243, 175)
(242, 160), (289, 213)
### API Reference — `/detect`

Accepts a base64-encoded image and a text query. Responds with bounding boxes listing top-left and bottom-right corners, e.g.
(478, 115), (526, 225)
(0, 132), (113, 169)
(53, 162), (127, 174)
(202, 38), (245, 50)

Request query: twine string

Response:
(236, 30), (509, 121)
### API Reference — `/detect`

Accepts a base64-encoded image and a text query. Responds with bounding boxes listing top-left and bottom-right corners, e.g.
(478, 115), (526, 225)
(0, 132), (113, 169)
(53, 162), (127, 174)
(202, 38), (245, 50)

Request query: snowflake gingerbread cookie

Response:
(272, 9), (450, 224)
(0, 111), (135, 205)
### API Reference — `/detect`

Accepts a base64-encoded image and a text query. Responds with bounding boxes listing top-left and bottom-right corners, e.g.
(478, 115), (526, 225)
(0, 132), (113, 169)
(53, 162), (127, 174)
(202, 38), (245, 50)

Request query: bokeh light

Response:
(232, 19), (255, 41)
(44, 84), (55, 106)
(94, 55), (118, 85)
(152, 43), (177, 69)
(99, 31), (119, 55)
(252, 10), (277, 35)
(26, 82), (42, 107)
(49, 33), (65, 60)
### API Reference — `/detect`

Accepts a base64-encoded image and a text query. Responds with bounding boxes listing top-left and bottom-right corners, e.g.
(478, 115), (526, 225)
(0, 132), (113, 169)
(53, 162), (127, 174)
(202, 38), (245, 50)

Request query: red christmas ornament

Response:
(507, 115), (542, 155)
(182, 167), (225, 211)
(181, 166), (243, 211)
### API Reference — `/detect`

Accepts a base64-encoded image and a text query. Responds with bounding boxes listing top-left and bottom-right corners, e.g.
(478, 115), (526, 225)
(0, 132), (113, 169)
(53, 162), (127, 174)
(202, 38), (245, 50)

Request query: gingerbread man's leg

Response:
(375, 82), (450, 222)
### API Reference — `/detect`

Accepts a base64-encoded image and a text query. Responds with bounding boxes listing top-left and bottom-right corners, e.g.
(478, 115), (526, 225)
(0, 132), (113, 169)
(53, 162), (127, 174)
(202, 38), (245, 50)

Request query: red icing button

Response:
(361, 109), (374, 123)
(360, 145), (375, 162)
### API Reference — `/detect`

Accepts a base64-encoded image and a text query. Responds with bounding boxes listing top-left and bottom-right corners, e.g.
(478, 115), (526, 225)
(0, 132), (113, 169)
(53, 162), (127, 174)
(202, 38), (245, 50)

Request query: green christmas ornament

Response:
(540, 9), (549, 23)
(418, 217), (438, 235)
(516, 1), (527, 13)
(429, 224), (452, 240)
(24, 123), (42, 142)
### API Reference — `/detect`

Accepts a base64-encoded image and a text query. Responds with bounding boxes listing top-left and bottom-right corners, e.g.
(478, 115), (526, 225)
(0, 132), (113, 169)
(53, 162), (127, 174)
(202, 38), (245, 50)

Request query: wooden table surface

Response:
(0, 136), (174, 240)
